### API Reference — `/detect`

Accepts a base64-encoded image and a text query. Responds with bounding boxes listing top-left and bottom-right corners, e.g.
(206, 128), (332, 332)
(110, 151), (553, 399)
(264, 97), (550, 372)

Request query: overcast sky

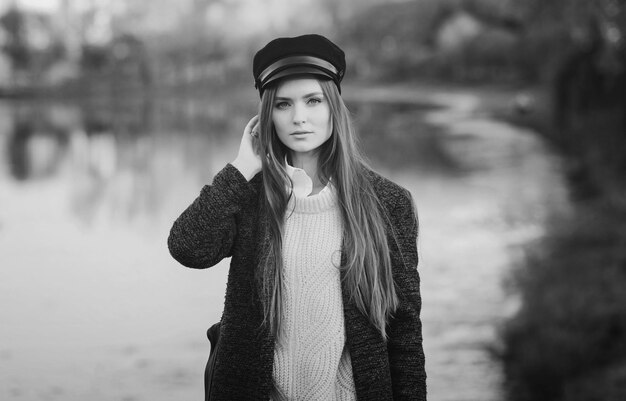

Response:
(0, 0), (59, 13)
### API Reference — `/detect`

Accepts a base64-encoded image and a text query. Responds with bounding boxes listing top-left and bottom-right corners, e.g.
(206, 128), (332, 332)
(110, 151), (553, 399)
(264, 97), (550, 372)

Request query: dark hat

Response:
(253, 34), (346, 97)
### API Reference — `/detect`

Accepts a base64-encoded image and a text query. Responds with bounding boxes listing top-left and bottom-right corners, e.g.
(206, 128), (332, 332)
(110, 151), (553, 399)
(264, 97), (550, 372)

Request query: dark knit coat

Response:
(168, 164), (427, 401)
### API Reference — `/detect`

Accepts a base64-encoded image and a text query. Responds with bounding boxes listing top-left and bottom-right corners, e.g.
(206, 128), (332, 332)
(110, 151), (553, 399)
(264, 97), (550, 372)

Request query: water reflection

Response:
(1, 92), (258, 227)
(7, 106), (72, 181)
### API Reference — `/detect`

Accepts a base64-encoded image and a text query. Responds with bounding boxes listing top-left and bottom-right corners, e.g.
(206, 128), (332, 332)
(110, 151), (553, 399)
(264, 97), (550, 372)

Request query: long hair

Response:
(256, 78), (399, 341)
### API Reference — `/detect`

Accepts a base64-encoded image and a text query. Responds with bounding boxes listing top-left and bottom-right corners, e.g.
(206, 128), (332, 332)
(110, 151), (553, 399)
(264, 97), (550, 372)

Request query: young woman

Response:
(168, 34), (426, 401)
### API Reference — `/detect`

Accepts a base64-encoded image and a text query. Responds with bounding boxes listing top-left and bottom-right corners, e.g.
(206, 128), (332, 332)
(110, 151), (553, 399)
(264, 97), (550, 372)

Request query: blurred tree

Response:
(0, 6), (68, 88)
(80, 43), (110, 72)
(334, 0), (625, 86)
(0, 7), (31, 77)
(515, 0), (626, 131)
(339, 0), (442, 80)
(78, 32), (153, 97)
(339, 0), (527, 82)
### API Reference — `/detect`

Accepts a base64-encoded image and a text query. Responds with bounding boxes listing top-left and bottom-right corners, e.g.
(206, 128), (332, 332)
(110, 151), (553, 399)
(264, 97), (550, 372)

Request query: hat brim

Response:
(262, 66), (334, 89)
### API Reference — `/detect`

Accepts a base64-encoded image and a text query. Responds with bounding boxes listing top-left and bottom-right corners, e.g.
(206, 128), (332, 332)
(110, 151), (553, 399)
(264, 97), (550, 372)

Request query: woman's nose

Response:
(292, 104), (306, 125)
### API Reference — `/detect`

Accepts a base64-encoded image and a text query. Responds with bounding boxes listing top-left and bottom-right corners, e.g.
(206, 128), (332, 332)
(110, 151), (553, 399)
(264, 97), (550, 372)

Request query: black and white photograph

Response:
(1, 0), (624, 400)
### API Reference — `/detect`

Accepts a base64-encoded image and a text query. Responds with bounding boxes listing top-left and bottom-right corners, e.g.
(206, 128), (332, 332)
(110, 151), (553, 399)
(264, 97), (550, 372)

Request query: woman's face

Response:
(271, 78), (332, 159)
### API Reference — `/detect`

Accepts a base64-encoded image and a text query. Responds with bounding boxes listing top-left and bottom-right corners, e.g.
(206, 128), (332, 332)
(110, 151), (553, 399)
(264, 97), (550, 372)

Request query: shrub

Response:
(500, 206), (626, 401)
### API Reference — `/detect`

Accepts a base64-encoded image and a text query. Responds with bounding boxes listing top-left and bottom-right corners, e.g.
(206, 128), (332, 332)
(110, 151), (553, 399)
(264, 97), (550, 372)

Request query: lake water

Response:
(0, 84), (569, 400)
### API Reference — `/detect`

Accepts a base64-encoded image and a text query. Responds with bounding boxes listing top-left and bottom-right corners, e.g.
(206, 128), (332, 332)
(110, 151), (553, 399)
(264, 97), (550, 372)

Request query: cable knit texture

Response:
(272, 186), (356, 401)
(168, 164), (426, 401)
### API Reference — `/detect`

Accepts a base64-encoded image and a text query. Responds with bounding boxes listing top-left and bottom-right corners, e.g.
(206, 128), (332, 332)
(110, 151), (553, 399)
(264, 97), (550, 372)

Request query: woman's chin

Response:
(285, 143), (321, 155)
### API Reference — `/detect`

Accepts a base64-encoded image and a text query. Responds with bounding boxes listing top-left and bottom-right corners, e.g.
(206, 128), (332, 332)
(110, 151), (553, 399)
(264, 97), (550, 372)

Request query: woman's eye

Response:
(307, 98), (322, 105)
(275, 102), (290, 109)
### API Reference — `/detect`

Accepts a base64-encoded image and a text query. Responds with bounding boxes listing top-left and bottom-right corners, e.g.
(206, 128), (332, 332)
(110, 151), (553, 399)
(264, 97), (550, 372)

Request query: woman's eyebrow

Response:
(275, 92), (324, 100)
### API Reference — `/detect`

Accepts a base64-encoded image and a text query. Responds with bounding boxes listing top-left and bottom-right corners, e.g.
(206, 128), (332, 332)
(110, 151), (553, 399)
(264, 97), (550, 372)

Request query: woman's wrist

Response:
(231, 158), (261, 181)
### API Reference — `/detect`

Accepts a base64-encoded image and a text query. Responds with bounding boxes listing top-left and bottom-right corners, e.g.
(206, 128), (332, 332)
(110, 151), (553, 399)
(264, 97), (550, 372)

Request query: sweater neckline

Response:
(288, 186), (338, 214)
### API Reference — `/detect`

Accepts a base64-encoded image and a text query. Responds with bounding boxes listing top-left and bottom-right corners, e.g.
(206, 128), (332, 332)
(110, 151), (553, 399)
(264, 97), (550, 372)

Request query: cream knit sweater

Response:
(272, 181), (356, 401)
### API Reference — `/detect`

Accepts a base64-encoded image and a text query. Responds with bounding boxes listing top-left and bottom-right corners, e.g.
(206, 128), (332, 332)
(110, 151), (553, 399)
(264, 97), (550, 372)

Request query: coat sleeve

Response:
(167, 163), (257, 269)
(387, 190), (427, 401)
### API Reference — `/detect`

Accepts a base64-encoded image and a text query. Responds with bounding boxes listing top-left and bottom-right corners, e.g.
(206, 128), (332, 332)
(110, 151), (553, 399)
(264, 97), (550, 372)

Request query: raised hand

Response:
(232, 115), (262, 180)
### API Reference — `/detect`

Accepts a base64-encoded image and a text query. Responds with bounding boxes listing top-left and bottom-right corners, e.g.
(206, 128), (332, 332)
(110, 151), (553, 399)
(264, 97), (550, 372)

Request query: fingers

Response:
(239, 115), (262, 157)
(251, 123), (260, 139)
(232, 115), (263, 179)
(245, 115), (260, 138)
